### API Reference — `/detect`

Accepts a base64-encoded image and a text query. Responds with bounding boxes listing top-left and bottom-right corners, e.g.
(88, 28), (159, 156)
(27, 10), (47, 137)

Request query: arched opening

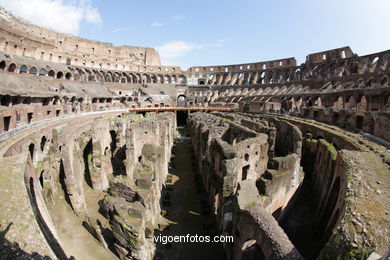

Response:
(346, 96), (356, 109)
(3, 115), (11, 131)
(307, 98), (313, 107)
(19, 65), (27, 73)
(242, 165), (249, 180)
(105, 74), (112, 82)
(29, 67), (37, 75)
(8, 63), (16, 72)
(40, 136), (47, 152)
(334, 96), (344, 109)
(39, 68), (47, 76)
(177, 111), (188, 126)
(358, 96), (367, 111)
(82, 139), (93, 188)
(314, 97), (322, 106)
(65, 72), (72, 80)
(177, 95), (186, 106)
(27, 112), (33, 123)
(341, 50), (346, 59)
(48, 70), (55, 77)
(164, 75), (171, 84)
(28, 143), (35, 160)
(151, 75), (157, 83)
(109, 131), (126, 177)
(39, 170), (44, 188)
(0, 60), (6, 70)
(59, 159), (73, 207)
(56, 71), (63, 79)
(178, 75), (186, 84)
(110, 130), (117, 153)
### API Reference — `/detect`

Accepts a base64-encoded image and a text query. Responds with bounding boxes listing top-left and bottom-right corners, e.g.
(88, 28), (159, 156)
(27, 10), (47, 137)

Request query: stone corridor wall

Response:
(1, 111), (176, 259)
(187, 112), (307, 259)
(186, 112), (359, 259)
(301, 135), (347, 247)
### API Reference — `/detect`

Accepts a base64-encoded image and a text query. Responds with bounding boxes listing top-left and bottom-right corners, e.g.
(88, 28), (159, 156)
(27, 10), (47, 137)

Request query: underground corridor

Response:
(154, 127), (226, 260)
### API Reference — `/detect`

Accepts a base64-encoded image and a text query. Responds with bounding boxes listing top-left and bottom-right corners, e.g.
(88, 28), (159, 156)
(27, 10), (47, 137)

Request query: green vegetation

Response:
(246, 201), (257, 208)
(362, 152), (389, 177)
(319, 139), (338, 160)
(128, 234), (139, 248)
(220, 118), (231, 124)
(166, 174), (173, 183)
(305, 138), (318, 144)
(344, 247), (375, 260)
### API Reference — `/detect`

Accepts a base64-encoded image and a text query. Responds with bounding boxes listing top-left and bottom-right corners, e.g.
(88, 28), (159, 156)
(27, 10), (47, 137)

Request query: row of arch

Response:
(0, 94), (152, 108)
(0, 61), (72, 80)
(0, 60), (187, 84)
(194, 69), (295, 86)
(190, 52), (390, 86)
(203, 75), (389, 101)
(186, 87), (390, 112)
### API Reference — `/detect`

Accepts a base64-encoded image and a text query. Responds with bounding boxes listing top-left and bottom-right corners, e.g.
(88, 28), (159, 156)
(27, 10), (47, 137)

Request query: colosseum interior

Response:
(0, 5), (389, 260)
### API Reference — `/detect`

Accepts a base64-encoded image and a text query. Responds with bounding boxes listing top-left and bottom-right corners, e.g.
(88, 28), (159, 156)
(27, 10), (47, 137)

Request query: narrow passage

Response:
(155, 129), (225, 260)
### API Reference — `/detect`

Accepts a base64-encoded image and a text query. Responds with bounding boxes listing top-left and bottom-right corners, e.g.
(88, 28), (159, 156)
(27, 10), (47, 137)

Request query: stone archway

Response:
(177, 94), (186, 106)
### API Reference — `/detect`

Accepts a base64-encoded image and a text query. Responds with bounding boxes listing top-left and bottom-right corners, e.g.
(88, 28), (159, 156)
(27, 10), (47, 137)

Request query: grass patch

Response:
(220, 118), (231, 124)
(246, 201), (257, 208)
(362, 152), (389, 177)
(319, 139), (338, 160)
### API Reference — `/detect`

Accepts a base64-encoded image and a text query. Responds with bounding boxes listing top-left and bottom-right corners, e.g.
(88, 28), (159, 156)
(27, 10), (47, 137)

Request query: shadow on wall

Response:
(0, 222), (54, 260)
(25, 158), (74, 260)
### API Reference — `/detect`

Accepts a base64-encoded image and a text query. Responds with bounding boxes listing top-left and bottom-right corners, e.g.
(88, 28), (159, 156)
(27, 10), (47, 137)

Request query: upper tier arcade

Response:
(0, 7), (161, 70)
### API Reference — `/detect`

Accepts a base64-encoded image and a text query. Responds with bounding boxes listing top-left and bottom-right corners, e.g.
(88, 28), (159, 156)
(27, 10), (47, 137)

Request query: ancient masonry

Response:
(0, 6), (389, 260)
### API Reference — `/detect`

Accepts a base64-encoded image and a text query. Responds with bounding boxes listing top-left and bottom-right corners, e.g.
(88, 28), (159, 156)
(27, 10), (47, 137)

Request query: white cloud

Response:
(151, 22), (163, 27)
(0, 0), (102, 35)
(156, 41), (203, 58)
(173, 15), (185, 20)
(112, 27), (127, 33)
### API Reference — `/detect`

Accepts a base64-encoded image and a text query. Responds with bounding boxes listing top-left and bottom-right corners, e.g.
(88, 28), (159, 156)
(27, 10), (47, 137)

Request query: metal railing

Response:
(126, 106), (236, 112)
(0, 109), (129, 143)
(0, 106), (236, 143)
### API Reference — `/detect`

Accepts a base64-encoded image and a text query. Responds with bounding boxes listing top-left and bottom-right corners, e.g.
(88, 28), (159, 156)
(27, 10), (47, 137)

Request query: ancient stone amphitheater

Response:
(0, 6), (389, 260)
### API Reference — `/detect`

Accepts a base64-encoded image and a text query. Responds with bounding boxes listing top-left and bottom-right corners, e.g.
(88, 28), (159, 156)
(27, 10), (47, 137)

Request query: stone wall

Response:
(187, 112), (307, 259)
(300, 107), (390, 142)
(0, 7), (162, 68)
(300, 135), (347, 248)
(1, 111), (176, 259)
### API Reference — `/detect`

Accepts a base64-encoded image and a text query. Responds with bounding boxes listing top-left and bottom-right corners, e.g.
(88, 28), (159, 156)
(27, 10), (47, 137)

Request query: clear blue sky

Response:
(1, 0), (390, 69)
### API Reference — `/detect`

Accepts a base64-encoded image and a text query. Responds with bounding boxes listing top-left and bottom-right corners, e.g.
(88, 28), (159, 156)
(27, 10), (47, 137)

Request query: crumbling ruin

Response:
(0, 6), (389, 260)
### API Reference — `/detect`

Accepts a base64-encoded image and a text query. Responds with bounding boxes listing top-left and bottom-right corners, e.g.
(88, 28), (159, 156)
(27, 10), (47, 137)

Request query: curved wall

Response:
(0, 7), (161, 69)
(1, 110), (176, 259)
